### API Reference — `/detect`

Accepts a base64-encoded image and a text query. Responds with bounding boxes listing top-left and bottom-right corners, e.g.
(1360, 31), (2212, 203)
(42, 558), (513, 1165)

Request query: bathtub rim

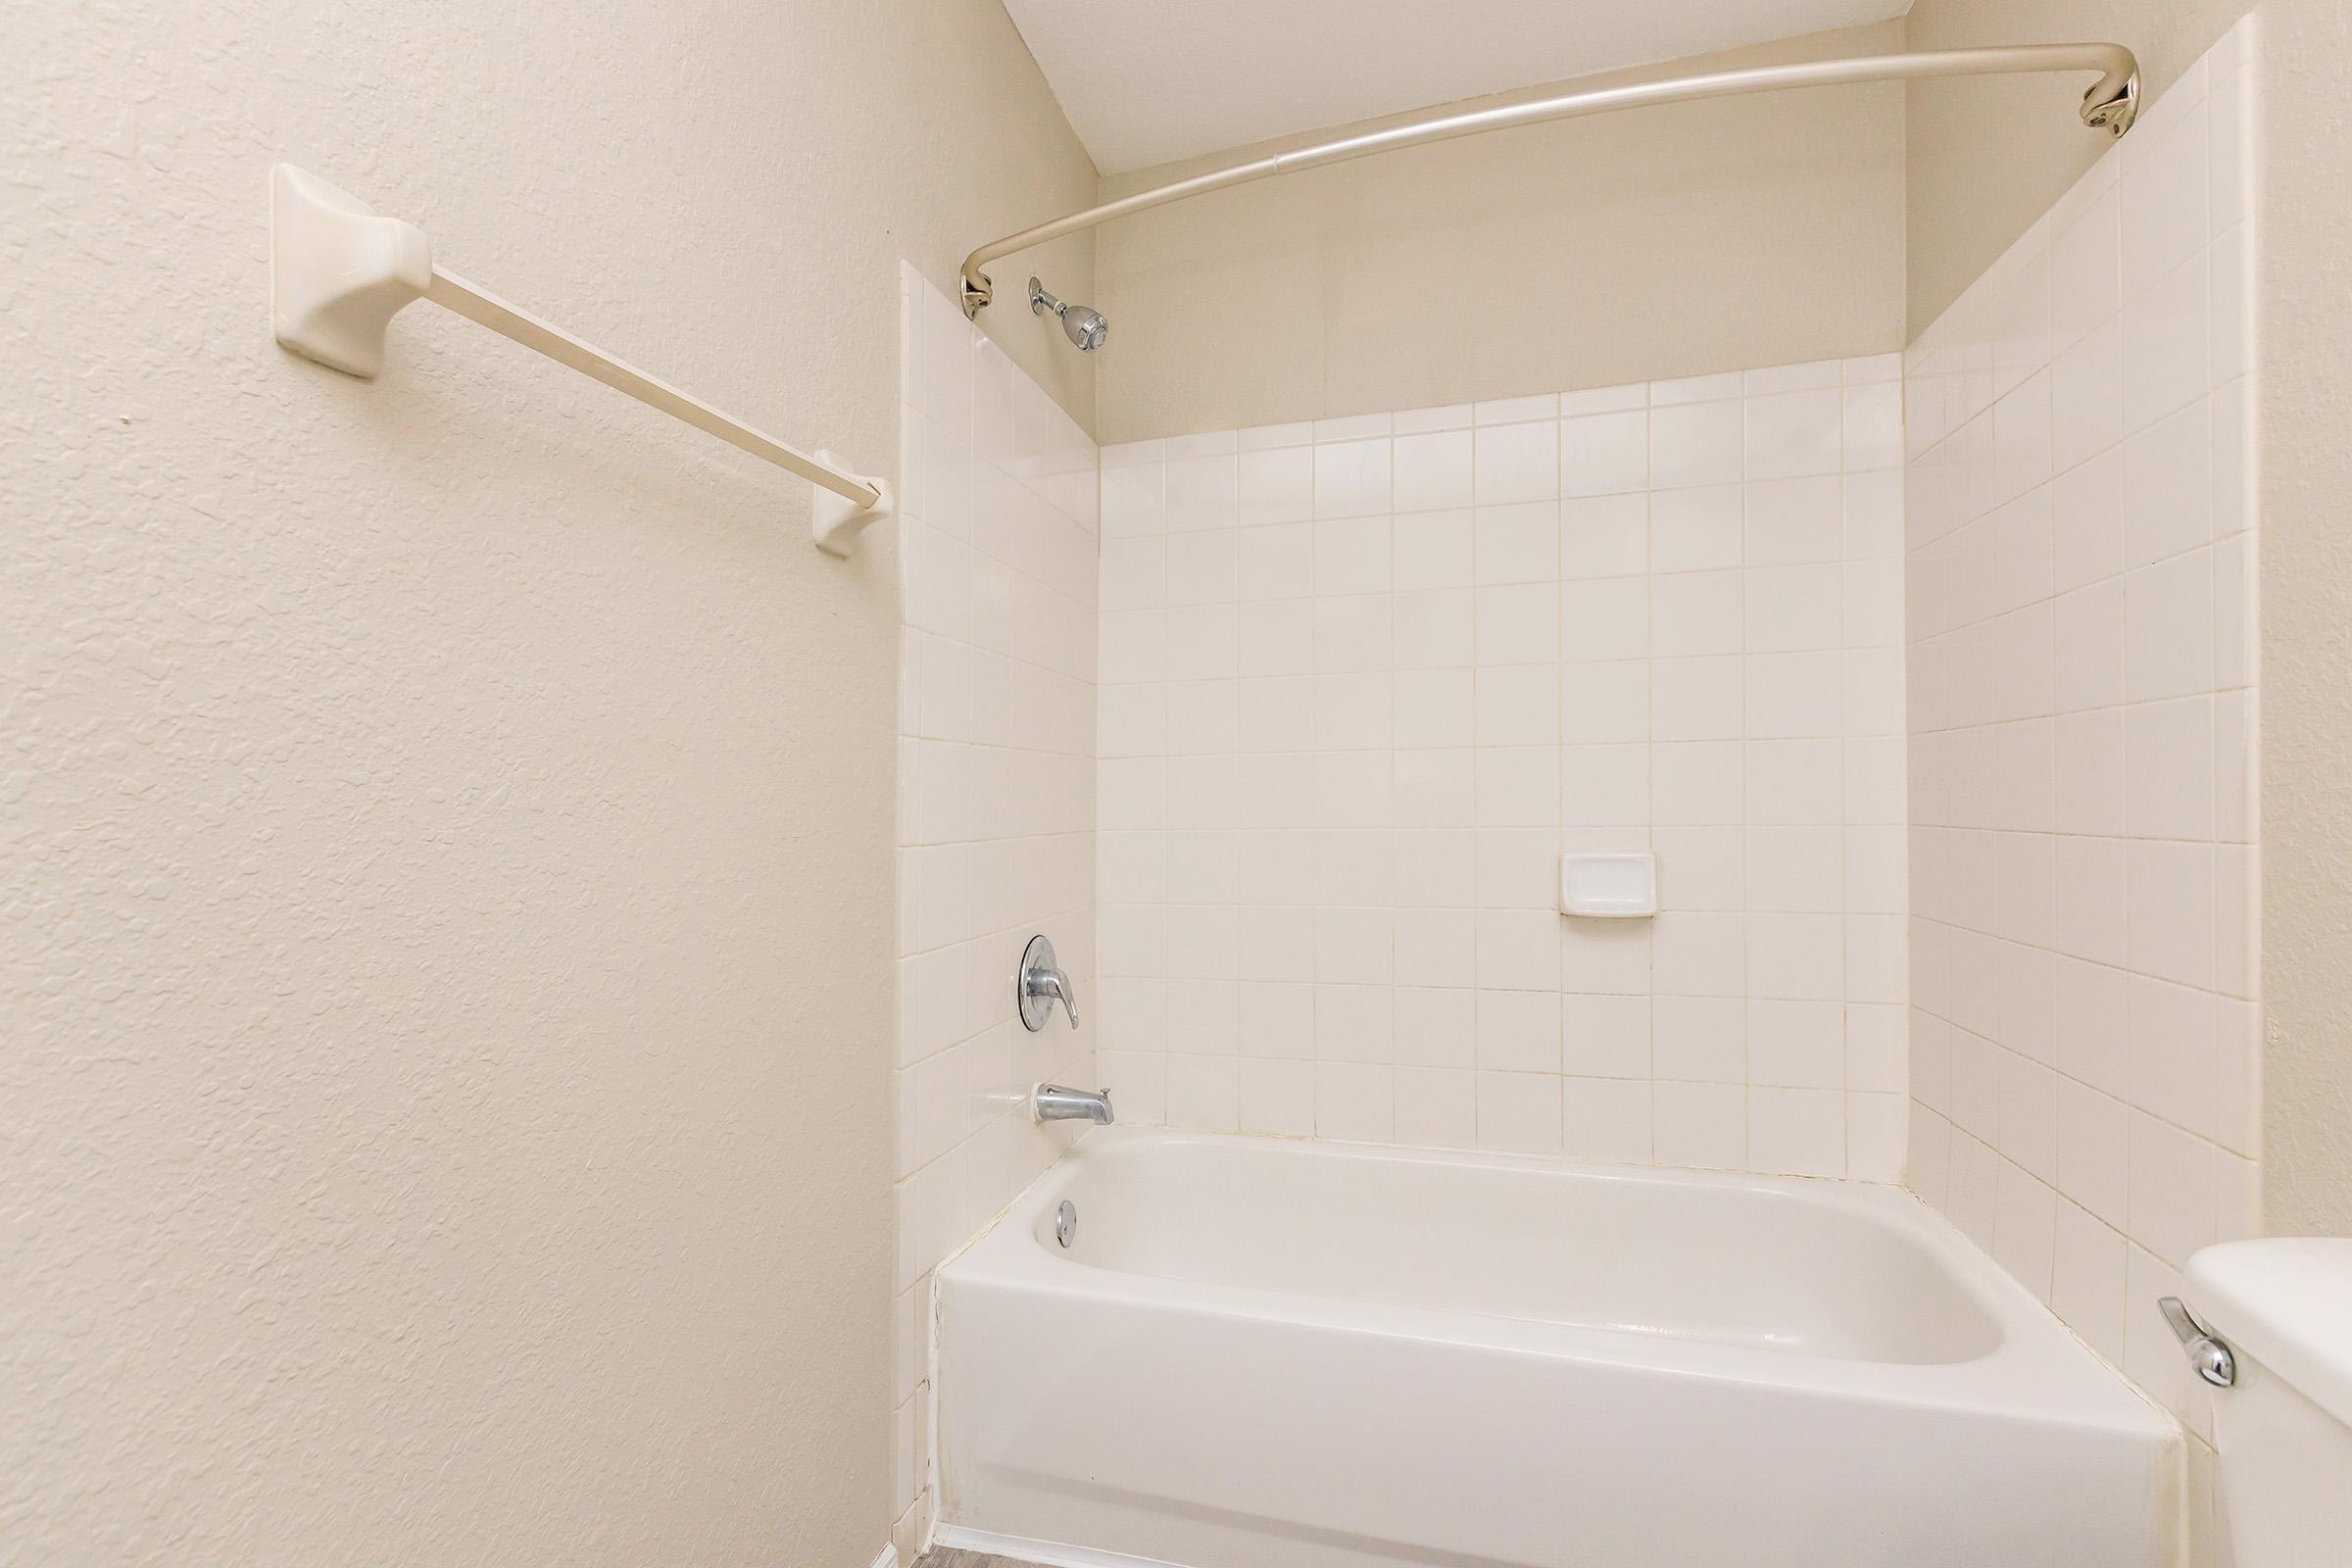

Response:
(939, 1125), (2181, 1440)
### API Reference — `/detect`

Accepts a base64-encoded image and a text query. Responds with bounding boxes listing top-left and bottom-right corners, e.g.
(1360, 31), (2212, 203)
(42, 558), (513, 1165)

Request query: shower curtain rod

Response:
(958, 42), (2140, 317)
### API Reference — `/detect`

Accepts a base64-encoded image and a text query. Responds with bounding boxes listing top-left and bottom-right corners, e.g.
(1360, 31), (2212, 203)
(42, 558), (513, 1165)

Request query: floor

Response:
(911, 1549), (1037, 1568)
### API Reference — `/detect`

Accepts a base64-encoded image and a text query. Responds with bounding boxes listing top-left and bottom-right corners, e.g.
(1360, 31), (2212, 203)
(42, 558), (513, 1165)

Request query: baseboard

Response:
(930, 1522), (1190, 1568)
(868, 1544), (898, 1568)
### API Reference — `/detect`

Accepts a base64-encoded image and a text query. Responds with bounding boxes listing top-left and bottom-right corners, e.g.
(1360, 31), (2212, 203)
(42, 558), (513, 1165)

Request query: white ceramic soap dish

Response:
(1558, 853), (1657, 918)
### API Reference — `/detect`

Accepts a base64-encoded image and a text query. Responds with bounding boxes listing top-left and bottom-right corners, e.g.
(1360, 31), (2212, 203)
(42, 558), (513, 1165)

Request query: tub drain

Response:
(1054, 1200), (1077, 1248)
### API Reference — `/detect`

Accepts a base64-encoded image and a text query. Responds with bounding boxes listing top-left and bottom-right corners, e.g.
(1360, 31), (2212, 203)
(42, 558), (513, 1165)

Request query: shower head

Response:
(1029, 276), (1108, 352)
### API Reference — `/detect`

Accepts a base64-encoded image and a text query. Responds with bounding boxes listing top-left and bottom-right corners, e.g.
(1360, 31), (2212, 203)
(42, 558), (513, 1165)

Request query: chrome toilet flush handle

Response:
(1017, 934), (1079, 1031)
(2158, 1296), (2237, 1388)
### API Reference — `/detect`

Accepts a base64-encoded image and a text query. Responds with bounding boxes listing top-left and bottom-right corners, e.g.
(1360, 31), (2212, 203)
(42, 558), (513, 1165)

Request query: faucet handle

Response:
(1017, 934), (1080, 1032)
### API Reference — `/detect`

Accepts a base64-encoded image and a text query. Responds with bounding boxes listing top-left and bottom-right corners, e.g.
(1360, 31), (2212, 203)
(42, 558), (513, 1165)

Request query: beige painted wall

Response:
(1903, 0), (2252, 329)
(1090, 23), (1909, 444)
(2253, 0), (2352, 1235)
(0, 4), (1094, 1565)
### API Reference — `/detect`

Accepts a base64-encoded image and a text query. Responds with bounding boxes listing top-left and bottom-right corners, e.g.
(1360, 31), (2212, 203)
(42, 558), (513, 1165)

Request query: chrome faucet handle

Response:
(1017, 934), (1079, 1031)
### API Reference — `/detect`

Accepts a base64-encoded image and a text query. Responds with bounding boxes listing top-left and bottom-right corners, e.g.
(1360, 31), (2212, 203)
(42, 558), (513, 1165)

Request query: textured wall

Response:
(2256, 0), (2352, 1235)
(0, 3), (1095, 1565)
(1089, 24), (1909, 444)
(1903, 0), (2252, 331)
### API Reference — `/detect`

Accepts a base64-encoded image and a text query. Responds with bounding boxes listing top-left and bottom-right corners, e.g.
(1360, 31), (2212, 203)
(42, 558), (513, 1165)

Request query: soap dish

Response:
(1559, 853), (1657, 918)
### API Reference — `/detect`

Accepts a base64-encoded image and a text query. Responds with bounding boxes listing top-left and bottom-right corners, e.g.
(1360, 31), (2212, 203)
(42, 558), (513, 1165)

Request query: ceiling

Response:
(1003, 0), (1913, 173)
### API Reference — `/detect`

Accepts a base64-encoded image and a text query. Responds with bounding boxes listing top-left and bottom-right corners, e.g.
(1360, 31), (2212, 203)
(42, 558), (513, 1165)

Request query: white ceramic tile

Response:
(1395, 404), (1474, 436)
(1651, 656), (1743, 741)
(1072, 33), (2254, 1247)
(1477, 501), (1563, 584)
(1653, 1080), (1745, 1168)
(1393, 508), (1475, 589)
(1240, 420), (1316, 452)
(1894, 27), (2260, 1432)
(1560, 743), (1649, 828)
(1745, 389), (1842, 481)
(1237, 446), (1314, 526)
(1474, 420), (1560, 505)
(1315, 438), (1393, 519)
(2051, 317), (2124, 476)
(1559, 662), (1649, 746)
(1746, 477), (1843, 565)
(898, 271), (1102, 1468)
(1558, 577), (1649, 662)
(2120, 95), (2210, 305)
(1475, 663), (1559, 748)
(1239, 1057), (1316, 1135)
(2050, 185), (2121, 354)
(2121, 252), (2210, 436)
(1559, 494), (1647, 579)
(1392, 1065), (1477, 1148)
(1476, 1069), (1563, 1153)
(1650, 484), (1744, 573)
(1653, 741), (1743, 826)
(1475, 393), (1560, 426)
(1745, 565), (1843, 654)
(1749, 1086), (1846, 1176)
(1652, 911), (1745, 999)
(1559, 382), (1647, 416)
(1562, 1076), (1654, 1163)
(1649, 400), (1742, 489)
(1651, 370), (1742, 406)
(2123, 549), (2214, 704)
(1651, 995), (1744, 1082)
(1393, 589), (1475, 669)
(1651, 570), (1743, 658)
(1314, 594), (1391, 673)
(1394, 431), (1473, 514)
(1164, 529), (1238, 607)
(1843, 382), (1903, 473)
(1558, 410), (1649, 497)
(1167, 454), (1238, 532)
(1746, 653), (1842, 739)
(1315, 1061), (1396, 1142)
(1394, 985), (1477, 1067)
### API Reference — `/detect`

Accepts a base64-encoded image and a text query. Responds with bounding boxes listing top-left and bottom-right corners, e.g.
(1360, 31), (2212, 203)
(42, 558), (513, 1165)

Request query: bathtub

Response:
(934, 1129), (2180, 1568)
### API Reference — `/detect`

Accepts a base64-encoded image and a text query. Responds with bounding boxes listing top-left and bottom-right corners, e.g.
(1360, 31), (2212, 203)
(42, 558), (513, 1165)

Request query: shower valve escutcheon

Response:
(1018, 934), (1080, 1031)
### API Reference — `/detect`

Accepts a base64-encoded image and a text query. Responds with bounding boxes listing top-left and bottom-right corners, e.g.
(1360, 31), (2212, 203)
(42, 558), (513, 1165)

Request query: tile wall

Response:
(892, 266), (1100, 1558)
(1093, 357), (1910, 1180)
(1899, 21), (2257, 1553)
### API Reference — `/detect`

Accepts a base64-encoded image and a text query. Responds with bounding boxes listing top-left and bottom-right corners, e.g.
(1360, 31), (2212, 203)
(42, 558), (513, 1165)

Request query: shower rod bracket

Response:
(2081, 72), (2140, 136)
(269, 164), (893, 556)
(958, 42), (2142, 318)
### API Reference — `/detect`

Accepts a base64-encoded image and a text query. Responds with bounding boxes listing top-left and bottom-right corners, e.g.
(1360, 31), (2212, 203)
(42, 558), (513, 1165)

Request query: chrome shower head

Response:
(1029, 276), (1108, 352)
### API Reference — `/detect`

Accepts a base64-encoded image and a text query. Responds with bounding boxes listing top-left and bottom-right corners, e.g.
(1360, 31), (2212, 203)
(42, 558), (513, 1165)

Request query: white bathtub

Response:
(935, 1130), (2180, 1568)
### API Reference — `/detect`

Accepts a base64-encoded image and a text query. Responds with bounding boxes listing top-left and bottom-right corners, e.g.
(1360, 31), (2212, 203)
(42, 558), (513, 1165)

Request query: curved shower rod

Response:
(959, 42), (2139, 317)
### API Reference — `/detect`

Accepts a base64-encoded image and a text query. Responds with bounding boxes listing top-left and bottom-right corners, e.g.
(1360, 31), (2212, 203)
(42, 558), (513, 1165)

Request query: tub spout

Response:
(1034, 1084), (1113, 1124)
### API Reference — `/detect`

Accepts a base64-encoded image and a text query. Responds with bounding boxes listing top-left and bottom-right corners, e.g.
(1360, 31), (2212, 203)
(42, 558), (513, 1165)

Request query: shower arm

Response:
(957, 42), (2139, 317)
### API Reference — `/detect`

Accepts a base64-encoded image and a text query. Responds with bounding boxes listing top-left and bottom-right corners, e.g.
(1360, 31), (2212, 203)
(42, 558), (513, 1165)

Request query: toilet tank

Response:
(2184, 1240), (2352, 1568)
